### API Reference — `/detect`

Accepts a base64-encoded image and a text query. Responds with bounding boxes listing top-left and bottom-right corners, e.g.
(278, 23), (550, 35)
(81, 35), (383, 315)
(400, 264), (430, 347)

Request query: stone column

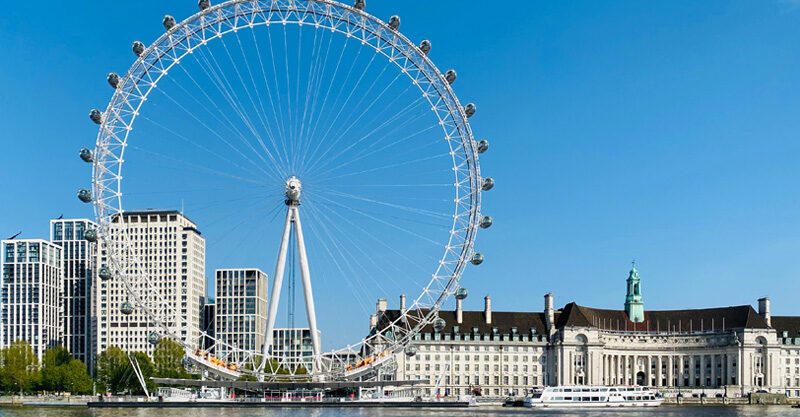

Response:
(631, 355), (636, 385)
(700, 354), (705, 387)
(656, 356), (663, 387)
(710, 355), (716, 387)
(667, 355), (673, 387)
(689, 355), (695, 387)
(645, 355), (651, 386)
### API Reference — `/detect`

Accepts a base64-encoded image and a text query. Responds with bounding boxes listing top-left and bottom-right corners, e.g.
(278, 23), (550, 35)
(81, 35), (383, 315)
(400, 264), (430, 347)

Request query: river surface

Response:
(0, 406), (798, 417)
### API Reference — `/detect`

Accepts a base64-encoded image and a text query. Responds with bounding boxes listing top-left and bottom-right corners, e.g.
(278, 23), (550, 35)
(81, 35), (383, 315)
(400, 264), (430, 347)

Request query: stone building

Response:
(371, 265), (800, 397)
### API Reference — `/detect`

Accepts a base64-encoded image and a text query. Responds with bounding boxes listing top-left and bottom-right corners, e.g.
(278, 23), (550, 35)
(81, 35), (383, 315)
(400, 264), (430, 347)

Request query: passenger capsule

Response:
(445, 70), (457, 85)
(181, 357), (193, 370)
(455, 287), (468, 300)
(79, 147), (93, 163)
(148, 332), (161, 345)
(479, 215), (493, 229)
(132, 41), (145, 57)
(404, 344), (418, 357)
(98, 266), (113, 281)
(433, 317), (446, 332)
(163, 15), (176, 31)
(419, 40), (431, 55)
(84, 229), (98, 243)
(481, 177), (494, 191)
(89, 109), (103, 124)
(199, 0), (211, 10)
(470, 253), (484, 265)
(476, 139), (489, 154)
(77, 189), (92, 203)
(388, 15), (400, 31)
(107, 72), (120, 89)
(353, 0), (365, 10)
(464, 103), (476, 118)
(120, 302), (134, 315)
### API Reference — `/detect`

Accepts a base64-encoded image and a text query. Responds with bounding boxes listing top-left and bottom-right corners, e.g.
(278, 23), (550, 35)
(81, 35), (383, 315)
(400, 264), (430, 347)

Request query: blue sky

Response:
(2, 0), (800, 346)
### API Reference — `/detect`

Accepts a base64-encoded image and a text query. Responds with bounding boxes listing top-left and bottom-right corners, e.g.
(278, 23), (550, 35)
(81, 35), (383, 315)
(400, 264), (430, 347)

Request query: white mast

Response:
(258, 177), (322, 374)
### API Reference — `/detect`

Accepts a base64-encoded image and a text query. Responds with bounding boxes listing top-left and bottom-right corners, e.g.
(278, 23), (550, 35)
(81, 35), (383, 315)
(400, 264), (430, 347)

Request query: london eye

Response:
(77, 0), (492, 381)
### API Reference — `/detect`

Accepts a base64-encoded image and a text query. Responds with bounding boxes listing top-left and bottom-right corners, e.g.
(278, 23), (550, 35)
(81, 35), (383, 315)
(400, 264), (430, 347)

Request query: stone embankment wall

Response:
(663, 393), (796, 406)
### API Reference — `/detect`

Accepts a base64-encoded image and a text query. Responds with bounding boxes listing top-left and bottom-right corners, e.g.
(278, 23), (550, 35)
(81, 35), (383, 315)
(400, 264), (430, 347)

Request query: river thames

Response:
(0, 406), (798, 417)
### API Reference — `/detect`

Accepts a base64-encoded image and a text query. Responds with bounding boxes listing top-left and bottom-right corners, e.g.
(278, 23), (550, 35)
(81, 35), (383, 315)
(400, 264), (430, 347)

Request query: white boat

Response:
(524, 386), (663, 408)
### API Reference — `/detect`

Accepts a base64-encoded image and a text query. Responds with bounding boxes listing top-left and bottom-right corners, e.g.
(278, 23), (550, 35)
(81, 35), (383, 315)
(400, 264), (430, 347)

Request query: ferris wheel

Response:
(77, 0), (493, 381)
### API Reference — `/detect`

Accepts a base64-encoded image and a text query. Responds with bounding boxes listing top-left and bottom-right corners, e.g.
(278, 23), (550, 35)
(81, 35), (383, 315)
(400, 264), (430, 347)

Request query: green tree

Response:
(153, 339), (188, 379)
(39, 345), (72, 392)
(61, 359), (92, 394)
(0, 340), (39, 394)
(128, 351), (155, 394)
(95, 346), (129, 393)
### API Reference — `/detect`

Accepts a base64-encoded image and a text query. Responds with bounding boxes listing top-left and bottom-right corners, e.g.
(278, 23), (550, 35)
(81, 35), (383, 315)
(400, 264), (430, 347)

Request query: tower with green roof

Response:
(624, 261), (644, 323)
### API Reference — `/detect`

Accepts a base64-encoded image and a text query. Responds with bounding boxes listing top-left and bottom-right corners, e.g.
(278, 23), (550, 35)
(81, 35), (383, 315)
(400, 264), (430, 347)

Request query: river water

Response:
(0, 406), (798, 417)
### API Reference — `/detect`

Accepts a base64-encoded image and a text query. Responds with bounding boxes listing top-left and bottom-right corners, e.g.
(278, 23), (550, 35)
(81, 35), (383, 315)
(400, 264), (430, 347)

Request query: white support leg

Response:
(258, 207), (293, 372)
(292, 206), (322, 371)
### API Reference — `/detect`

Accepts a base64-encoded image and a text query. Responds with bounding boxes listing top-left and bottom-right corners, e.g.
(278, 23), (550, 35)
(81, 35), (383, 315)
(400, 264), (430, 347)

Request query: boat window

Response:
(600, 397), (607, 401)
(591, 397), (599, 401)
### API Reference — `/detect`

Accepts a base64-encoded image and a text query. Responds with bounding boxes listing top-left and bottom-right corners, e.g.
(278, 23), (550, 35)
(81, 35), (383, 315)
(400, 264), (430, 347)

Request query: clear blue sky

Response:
(2, 0), (800, 346)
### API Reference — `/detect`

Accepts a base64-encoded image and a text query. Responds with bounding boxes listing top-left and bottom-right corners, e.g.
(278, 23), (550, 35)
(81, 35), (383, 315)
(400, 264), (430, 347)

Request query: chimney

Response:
(484, 295), (492, 324)
(545, 293), (555, 337)
(369, 314), (377, 330)
(399, 294), (406, 315)
(758, 297), (771, 327)
(377, 298), (387, 313)
(456, 298), (463, 324)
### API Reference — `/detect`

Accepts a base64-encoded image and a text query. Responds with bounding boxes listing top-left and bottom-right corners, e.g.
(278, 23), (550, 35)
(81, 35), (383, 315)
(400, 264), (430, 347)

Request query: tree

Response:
(96, 347), (157, 394)
(0, 340), (39, 394)
(39, 345), (72, 392)
(95, 346), (129, 393)
(128, 351), (155, 394)
(61, 359), (92, 394)
(153, 339), (188, 379)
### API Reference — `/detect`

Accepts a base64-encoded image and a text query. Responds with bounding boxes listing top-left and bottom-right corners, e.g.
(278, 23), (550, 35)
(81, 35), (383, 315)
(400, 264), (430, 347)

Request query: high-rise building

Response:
(1, 239), (63, 361)
(50, 218), (98, 369)
(96, 210), (205, 356)
(214, 268), (267, 361)
(200, 296), (216, 353)
(272, 328), (321, 371)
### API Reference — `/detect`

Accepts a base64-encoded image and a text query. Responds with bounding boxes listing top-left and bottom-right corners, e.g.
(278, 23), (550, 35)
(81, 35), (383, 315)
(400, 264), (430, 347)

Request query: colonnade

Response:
(596, 352), (743, 388)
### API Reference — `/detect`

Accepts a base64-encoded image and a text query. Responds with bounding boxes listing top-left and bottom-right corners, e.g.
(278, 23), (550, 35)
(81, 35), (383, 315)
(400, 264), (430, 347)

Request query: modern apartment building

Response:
(1, 239), (63, 361)
(272, 327), (321, 371)
(96, 210), (205, 356)
(50, 218), (98, 369)
(214, 268), (267, 362)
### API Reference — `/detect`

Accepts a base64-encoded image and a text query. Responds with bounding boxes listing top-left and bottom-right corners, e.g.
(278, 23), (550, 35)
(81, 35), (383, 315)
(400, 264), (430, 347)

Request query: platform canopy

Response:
(150, 378), (427, 391)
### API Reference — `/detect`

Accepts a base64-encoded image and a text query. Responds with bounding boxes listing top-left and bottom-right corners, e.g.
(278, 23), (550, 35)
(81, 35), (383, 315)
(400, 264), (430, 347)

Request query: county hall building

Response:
(371, 265), (800, 397)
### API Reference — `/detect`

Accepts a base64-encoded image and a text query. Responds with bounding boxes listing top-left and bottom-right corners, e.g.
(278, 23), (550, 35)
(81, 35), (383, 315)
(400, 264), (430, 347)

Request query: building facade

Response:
(272, 328), (321, 371)
(214, 268), (267, 362)
(1, 239), (63, 361)
(200, 296), (216, 353)
(372, 266), (800, 398)
(50, 218), (98, 370)
(96, 210), (205, 356)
